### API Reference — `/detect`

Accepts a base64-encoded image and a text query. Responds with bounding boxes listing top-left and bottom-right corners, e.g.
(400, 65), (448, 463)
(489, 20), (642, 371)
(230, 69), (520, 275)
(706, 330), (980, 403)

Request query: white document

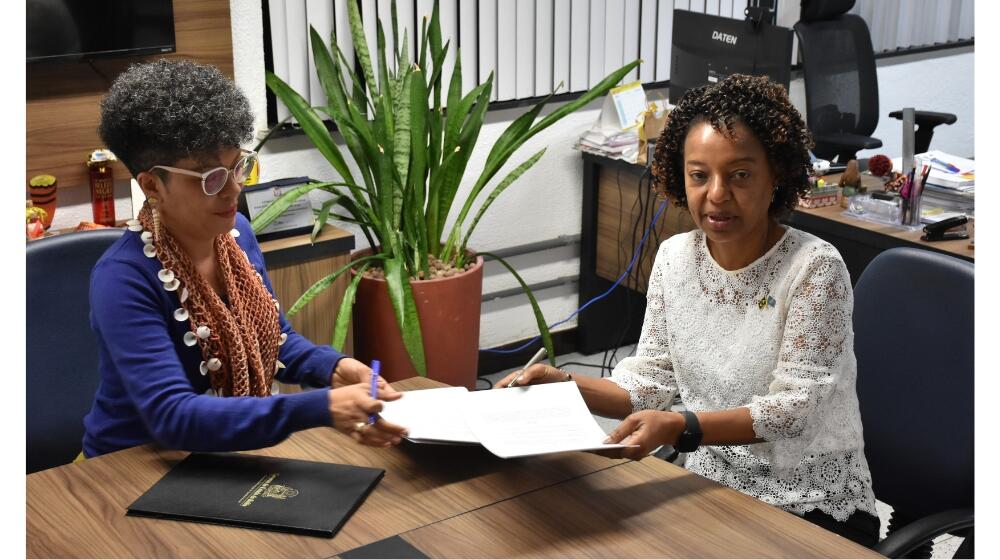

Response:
(379, 383), (632, 458)
(462, 382), (631, 458)
(378, 386), (478, 444)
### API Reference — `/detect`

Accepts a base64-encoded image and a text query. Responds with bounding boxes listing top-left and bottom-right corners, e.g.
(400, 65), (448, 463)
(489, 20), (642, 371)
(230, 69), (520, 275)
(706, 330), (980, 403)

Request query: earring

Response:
(148, 196), (162, 243)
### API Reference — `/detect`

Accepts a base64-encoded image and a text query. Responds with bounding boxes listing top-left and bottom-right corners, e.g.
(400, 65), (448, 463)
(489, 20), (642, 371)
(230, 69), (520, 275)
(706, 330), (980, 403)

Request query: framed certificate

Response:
(238, 176), (316, 241)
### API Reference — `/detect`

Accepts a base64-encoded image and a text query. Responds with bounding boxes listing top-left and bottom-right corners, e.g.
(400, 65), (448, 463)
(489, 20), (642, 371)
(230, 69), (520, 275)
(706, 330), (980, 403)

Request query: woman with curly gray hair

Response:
(81, 59), (406, 459)
(498, 74), (879, 546)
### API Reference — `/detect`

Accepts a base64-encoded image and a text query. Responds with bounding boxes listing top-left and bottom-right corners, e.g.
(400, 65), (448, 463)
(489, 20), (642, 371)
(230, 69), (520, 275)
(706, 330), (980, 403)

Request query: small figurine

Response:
(839, 159), (861, 191)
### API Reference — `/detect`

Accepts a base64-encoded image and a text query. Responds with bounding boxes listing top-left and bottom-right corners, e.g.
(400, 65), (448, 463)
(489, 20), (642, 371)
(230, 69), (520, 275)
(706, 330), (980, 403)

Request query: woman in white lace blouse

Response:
(498, 74), (879, 547)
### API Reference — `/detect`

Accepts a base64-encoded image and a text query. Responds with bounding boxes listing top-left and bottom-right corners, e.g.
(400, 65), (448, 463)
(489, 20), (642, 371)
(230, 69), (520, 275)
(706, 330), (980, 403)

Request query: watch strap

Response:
(676, 410), (703, 452)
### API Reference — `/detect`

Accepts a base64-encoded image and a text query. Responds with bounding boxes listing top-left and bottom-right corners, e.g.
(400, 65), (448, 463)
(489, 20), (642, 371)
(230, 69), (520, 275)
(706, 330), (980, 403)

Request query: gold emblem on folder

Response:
(264, 484), (299, 500)
(239, 473), (298, 507)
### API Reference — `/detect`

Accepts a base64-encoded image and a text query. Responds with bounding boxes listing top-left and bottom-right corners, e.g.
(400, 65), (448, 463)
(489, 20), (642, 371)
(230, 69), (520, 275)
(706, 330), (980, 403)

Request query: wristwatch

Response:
(675, 410), (703, 452)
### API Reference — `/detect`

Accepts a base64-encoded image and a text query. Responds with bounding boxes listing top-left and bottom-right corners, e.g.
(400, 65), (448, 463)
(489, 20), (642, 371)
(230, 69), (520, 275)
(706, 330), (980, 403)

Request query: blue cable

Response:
(483, 198), (669, 354)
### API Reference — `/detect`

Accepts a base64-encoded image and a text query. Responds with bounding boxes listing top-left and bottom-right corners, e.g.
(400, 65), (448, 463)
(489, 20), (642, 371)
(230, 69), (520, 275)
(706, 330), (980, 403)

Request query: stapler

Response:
(921, 215), (969, 242)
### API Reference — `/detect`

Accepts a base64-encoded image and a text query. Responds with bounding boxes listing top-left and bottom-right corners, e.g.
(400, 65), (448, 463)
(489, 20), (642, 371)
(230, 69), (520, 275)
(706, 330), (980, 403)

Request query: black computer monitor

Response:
(669, 9), (793, 103)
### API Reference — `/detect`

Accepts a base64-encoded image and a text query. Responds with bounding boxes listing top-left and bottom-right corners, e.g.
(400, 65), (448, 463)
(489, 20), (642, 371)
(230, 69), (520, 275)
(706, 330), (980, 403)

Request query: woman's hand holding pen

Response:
(332, 357), (394, 392)
(494, 363), (572, 389)
(328, 384), (407, 447)
(597, 410), (684, 460)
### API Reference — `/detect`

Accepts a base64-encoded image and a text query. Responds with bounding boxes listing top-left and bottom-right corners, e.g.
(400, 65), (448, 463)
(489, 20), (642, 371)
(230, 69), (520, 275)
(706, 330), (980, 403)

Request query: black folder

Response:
(127, 452), (384, 538)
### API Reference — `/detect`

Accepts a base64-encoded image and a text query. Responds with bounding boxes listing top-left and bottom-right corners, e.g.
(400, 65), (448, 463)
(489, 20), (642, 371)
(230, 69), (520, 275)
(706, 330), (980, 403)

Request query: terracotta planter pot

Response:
(350, 249), (483, 389)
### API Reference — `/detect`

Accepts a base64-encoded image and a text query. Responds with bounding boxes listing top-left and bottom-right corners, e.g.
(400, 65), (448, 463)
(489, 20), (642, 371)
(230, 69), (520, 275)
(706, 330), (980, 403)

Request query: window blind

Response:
(850, 0), (972, 53)
(265, 0), (747, 123)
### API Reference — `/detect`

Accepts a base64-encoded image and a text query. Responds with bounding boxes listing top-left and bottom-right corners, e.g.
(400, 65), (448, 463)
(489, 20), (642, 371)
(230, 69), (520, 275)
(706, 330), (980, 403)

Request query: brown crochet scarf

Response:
(138, 204), (282, 397)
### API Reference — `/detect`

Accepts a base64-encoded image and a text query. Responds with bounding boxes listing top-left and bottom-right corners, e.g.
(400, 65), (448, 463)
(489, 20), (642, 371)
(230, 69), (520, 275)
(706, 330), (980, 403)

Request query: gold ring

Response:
(354, 421), (368, 433)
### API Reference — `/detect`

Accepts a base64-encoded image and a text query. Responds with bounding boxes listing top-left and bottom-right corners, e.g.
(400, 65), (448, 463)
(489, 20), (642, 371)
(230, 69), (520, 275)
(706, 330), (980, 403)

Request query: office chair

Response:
(794, 0), (957, 163)
(26, 228), (124, 473)
(854, 248), (973, 558)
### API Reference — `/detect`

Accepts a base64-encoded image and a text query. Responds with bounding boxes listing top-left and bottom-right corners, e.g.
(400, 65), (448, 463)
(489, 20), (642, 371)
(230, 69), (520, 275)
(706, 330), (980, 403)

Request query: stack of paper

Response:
(378, 382), (635, 459)
(575, 128), (639, 160)
(573, 83), (649, 163)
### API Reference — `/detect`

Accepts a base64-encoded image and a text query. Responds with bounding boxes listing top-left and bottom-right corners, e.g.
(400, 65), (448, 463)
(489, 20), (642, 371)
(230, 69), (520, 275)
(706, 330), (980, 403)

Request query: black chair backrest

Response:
(794, 0), (880, 140)
(854, 248), (974, 520)
(26, 229), (124, 473)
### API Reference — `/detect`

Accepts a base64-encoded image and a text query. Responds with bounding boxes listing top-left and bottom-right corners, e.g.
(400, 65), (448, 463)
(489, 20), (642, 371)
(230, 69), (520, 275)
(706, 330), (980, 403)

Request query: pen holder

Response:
(903, 186), (922, 227)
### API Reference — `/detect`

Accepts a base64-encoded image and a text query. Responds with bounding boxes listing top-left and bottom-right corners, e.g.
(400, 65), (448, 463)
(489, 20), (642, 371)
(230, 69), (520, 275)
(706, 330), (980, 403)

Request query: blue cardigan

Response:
(82, 214), (344, 458)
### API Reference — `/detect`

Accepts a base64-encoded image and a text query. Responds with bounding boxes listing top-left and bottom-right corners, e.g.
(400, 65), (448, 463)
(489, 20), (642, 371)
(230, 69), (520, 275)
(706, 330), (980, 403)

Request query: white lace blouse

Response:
(610, 227), (878, 522)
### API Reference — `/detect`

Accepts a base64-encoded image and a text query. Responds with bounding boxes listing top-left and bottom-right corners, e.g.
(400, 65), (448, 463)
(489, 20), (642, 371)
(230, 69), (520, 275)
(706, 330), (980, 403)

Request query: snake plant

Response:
(256, 0), (639, 376)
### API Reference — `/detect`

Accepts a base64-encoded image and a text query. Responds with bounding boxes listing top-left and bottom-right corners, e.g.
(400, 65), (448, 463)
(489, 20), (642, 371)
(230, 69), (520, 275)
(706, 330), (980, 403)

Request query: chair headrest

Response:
(800, 0), (856, 22)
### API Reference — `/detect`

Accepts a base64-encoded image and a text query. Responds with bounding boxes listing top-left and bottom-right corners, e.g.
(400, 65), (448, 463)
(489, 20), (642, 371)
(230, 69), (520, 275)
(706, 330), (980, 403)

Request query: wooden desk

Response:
(399, 458), (881, 559)
(26, 378), (622, 558)
(788, 199), (974, 282)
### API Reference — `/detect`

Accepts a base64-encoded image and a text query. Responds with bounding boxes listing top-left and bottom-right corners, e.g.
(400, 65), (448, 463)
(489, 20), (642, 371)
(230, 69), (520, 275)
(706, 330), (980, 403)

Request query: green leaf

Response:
(376, 20), (392, 108)
(287, 254), (387, 317)
(331, 262), (370, 350)
(442, 77), (488, 159)
(393, 71), (412, 213)
(418, 13), (429, 71)
(479, 252), (555, 366)
(347, 0), (378, 100)
(384, 257), (427, 376)
(428, 0), (443, 107)
(311, 196), (340, 243)
(265, 72), (356, 187)
(436, 82), (492, 254)
(460, 148), (546, 254)
(372, 94), (397, 246)
(390, 0), (401, 64)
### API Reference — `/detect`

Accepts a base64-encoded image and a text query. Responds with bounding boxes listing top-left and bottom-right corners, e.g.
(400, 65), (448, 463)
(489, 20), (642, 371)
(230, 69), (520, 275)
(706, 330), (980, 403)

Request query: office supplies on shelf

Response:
(921, 215), (969, 242)
(127, 452), (384, 537)
(368, 360), (380, 425)
(379, 383), (635, 458)
(507, 347), (547, 388)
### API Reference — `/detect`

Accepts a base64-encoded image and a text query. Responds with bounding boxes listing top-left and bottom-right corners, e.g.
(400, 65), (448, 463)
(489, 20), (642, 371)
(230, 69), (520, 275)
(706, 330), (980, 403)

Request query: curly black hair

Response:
(98, 59), (254, 177)
(651, 74), (813, 218)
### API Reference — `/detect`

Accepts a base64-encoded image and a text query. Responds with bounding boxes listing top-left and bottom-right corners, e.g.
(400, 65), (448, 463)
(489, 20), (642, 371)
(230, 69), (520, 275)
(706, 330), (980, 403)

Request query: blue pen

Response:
(368, 360), (380, 425)
(930, 157), (960, 174)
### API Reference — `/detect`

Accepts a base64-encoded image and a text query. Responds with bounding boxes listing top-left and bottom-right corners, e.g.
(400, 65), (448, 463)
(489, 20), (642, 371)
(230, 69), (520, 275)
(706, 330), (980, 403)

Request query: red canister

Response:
(87, 149), (118, 226)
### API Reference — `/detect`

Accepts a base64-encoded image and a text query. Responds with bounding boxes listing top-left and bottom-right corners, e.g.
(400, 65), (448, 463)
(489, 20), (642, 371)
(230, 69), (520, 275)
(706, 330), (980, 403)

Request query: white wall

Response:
(50, 0), (976, 351)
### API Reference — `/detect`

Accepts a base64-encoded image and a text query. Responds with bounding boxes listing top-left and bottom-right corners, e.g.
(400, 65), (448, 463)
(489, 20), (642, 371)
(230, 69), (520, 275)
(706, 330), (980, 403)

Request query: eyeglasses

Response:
(150, 150), (259, 196)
